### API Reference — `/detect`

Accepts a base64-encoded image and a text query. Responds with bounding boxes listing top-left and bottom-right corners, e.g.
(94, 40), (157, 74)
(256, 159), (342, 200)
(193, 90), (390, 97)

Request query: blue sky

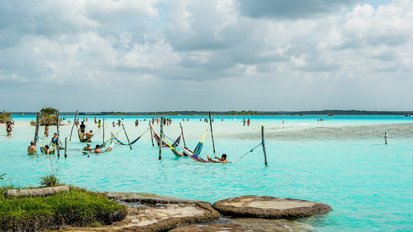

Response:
(1, 0), (412, 112)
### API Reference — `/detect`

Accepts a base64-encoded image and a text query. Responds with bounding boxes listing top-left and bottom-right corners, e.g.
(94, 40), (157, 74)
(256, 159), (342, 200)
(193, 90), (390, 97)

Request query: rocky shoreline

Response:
(60, 192), (332, 232)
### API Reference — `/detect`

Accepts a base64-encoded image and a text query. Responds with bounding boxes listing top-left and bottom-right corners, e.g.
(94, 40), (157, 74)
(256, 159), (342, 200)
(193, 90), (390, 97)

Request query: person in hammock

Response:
(207, 154), (228, 163)
(180, 146), (192, 157)
(85, 130), (93, 141)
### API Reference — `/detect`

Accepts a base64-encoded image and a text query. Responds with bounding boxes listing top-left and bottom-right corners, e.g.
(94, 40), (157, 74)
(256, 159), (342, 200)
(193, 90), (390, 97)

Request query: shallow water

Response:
(1, 115), (413, 231)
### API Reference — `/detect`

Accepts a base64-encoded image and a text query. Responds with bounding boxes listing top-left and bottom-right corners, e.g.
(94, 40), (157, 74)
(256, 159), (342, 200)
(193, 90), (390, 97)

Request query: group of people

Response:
(82, 142), (102, 153)
(242, 118), (251, 126)
(151, 117), (173, 126)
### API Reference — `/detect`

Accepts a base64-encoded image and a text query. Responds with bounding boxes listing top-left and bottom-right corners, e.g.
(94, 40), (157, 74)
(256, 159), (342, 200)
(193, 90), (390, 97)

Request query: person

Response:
(243, 118), (246, 126)
(75, 119), (79, 127)
(44, 145), (52, 155)
(152, 117), (155, 125)
(118, 119), (121, 127)
(83, 143), (93, 151)
(383, 132), (388, 145)
(86, 117), (88, 122)
(50, 133), (62, 146)
(135, 119), (139, 127)
(27, 141), (36, 155)
(85, 130), (93, 141)
(156, 116), (159, 125)
(44, 123), (49, 137)
(222, 118), (223, 121)
(207, 154), (228, 163)
(247, 118), (250, 126)
(6, 118), (14, 136)
(180, 146), (191, 157)
(112, 121), (115, 127)
(94, 144), (102, 153)
(94, 117), (97, 124)
(98, 119), (101, 128)
(187, 118), (189, 121)
(80, 121), (86, 136)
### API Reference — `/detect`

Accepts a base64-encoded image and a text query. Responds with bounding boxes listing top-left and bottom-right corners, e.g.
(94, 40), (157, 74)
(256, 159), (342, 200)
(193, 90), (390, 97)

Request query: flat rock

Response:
(169, 223), (265, 232)
(4, 185), (69, 198)
(106, 192), (200, 205)
(227, 218), (316, 232)
(61, 202), (220, 232)
(213, 195), (332, 219)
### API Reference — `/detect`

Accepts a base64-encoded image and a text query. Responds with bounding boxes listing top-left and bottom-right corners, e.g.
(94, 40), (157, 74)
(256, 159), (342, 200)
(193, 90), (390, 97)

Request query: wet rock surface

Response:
(227, 218), (316, 232)
(169, 223), (265, 232)
(214, 195), (332, 219)
(106, 192), (201, 205)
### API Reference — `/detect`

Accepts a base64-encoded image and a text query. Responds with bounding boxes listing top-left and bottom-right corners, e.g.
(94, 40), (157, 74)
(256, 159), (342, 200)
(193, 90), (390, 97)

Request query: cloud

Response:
(236, 0), (361, 19)
(1, 0), (412, 112)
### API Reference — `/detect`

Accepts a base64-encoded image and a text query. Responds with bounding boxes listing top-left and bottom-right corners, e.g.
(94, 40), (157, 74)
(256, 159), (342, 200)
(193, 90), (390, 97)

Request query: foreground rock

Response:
(4, 185), (69, 198)
(169, 223), (265, 232)
(106, 192), (201, 205)
(227, 218), (316, 232)
(214, 195), (332, 219)
(61, 193), (220, 232)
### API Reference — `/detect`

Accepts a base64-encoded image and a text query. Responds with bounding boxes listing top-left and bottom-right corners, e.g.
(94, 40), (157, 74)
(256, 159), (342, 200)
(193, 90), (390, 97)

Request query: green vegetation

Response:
(0, 174), (5, 180)
(95, 110), (276, 116)
(30, 107), (65, 126)
(0, 110), (11, 123)
(0, 185), (127, 231)
(39, 172), (59, 187)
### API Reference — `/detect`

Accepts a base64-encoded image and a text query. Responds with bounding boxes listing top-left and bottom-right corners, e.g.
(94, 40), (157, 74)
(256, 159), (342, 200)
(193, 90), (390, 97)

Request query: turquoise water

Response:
(1, 115), (413, 231)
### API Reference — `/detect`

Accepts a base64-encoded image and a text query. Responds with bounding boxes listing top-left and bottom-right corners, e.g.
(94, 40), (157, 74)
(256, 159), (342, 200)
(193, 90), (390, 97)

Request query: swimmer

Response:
(207, 154), (228, 163)
(27, 141), (36, 155)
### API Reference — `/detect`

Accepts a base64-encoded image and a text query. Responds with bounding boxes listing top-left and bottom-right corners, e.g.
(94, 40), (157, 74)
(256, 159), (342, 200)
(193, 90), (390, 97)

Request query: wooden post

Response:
(103, 118), (105, 144)
(209, 111), (215, 154)
(159, 117), (163, 160)
(122, 123), (132, 150)
(69, 110), (78, 141)
(179, 122), (186, 147)
(64, 137), (68, 158)
(56, 110), (60, 157)
(34, 112), (40, 150)
(149, 122), (154, 146)
(262, 125), (267, 166)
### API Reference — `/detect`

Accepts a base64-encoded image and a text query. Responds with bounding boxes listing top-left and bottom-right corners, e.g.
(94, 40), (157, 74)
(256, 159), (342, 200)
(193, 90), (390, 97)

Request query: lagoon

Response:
(1, 115), (412, 231)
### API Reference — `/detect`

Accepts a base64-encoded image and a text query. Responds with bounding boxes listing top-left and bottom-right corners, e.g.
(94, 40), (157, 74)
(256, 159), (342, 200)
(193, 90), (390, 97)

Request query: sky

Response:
(1, 0), (412, 112)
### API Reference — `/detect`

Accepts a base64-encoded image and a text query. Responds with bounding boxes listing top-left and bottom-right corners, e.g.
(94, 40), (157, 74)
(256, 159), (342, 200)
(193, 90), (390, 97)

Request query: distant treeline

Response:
(9, 110), (413, 116)
(93, 110), (274, 116)
(291, 110), (413, 115)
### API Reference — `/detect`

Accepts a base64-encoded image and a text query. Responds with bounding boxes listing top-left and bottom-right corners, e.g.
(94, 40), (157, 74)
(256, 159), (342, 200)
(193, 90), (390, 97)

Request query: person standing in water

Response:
(44, 123), (49, 137)
(6, 118), (14, 136)
(27, 141), (36, 155)
(383, 132), (388, 145)
(247, 118), (250, 126)
(98, 119), (101, 128)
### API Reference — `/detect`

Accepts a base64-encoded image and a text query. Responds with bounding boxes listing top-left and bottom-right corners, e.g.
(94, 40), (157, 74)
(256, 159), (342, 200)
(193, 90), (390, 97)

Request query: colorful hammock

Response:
(150, 124), (181, 148)
(38, 140), (55, 155)
(112, 128), (149, 145)
(77, 129), (95, 143)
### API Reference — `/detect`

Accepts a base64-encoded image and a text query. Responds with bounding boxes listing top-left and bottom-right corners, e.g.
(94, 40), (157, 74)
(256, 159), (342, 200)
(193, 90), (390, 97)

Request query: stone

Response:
(169, 223), (265, 232)
(4, 185), (69, 198)
(213, 195), (332, 219)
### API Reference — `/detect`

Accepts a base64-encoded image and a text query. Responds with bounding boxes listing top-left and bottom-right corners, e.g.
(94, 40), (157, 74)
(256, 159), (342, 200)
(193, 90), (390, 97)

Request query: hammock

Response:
(104, 139), (116, 152)
(38, 140), (55, 155)
(150, 124), (181, 148)
(77, 128), (97, 143)
(112, 128), (149, 145)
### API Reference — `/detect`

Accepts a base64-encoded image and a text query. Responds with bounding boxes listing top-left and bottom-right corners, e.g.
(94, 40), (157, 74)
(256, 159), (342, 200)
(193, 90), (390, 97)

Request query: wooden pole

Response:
(122, 123), (132, 150)
(262, 125), (267, 166)
(159, 117), (163, 160)
(69, 110), (78, 141)
(56, 110), (60, 157)
(103, 118), (105, 145)
(180, 122), (186, 147)
(209, 111), (215, 154)
(34, 112), (40, 150)
(64, 137), (68, 158)
(149, 122), (154, 146)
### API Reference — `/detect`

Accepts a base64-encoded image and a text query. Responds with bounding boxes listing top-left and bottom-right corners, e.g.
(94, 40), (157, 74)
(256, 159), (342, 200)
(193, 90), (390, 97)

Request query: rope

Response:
(232, 143), (264, 163)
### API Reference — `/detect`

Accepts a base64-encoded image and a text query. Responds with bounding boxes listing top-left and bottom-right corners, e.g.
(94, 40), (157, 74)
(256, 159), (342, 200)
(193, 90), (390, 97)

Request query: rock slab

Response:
(4, 185), (69, 198)
(213, 195), (332, 219)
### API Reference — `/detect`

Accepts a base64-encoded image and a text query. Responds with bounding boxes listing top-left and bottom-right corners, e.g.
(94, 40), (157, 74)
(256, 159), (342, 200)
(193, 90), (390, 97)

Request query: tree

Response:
(41, 107), (57, 116)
